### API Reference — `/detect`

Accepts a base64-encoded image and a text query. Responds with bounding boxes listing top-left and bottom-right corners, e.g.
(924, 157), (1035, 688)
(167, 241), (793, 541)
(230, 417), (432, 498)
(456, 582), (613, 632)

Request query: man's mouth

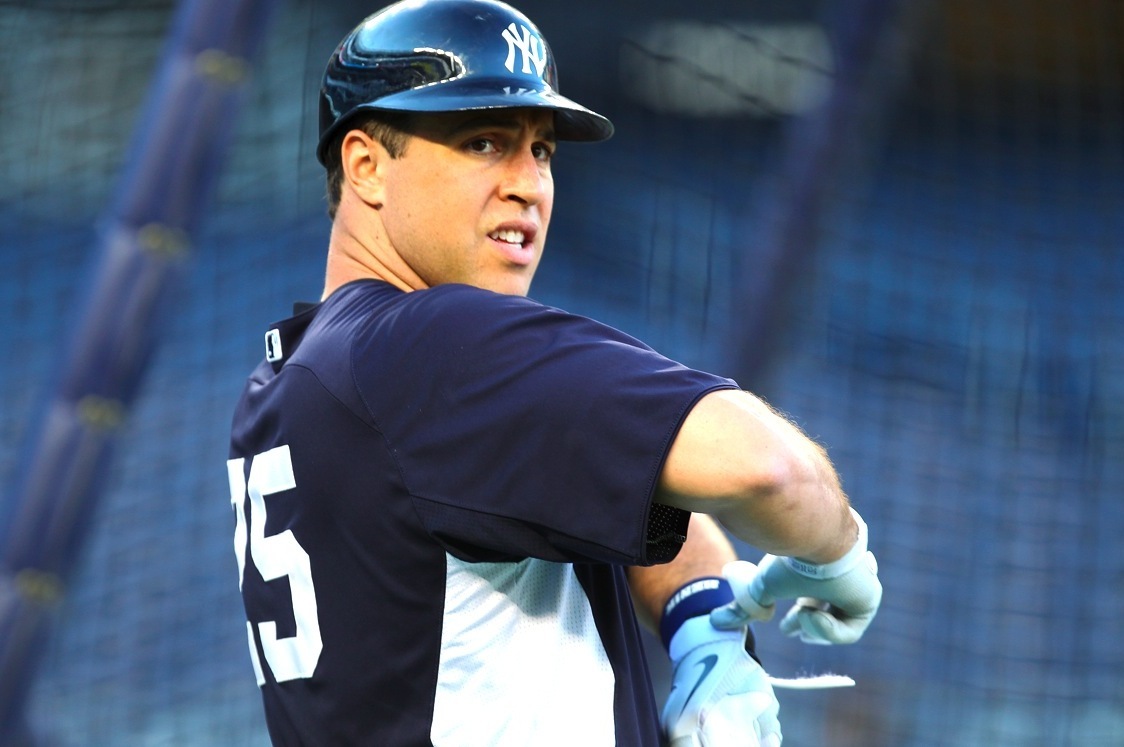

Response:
(488, 229), (526, 245)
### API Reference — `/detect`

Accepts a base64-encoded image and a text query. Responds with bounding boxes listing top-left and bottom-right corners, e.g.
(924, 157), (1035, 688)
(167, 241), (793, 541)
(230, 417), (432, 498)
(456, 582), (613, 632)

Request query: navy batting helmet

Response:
(316, 0), (614, 165)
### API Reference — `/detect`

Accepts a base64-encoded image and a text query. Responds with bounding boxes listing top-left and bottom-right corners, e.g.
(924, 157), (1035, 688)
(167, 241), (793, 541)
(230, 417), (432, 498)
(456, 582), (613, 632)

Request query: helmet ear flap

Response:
(316, 0), (612, 165)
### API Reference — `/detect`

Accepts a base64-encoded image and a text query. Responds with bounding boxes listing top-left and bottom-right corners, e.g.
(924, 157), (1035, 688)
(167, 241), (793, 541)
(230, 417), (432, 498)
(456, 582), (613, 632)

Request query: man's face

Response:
(376, 108), (556, 297)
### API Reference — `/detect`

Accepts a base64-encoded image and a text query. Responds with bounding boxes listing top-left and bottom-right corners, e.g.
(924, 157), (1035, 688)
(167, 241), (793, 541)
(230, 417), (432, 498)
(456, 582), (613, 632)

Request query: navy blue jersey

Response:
(227, 280), (737, 746)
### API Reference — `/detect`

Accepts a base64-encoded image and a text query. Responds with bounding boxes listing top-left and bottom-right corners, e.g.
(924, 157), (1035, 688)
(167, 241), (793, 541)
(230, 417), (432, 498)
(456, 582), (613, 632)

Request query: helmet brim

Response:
(317, 77), (613, 164)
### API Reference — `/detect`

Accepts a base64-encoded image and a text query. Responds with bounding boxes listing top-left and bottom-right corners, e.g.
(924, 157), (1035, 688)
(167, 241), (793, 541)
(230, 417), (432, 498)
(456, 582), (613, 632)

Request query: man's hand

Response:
(711, 509), (882, 645)
(663, 616), (781, 747)
(659, 574), (781, 747)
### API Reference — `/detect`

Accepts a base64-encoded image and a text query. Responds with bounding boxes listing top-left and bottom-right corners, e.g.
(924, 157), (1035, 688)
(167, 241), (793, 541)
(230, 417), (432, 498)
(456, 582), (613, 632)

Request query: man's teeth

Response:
(490, 229), (525, 244)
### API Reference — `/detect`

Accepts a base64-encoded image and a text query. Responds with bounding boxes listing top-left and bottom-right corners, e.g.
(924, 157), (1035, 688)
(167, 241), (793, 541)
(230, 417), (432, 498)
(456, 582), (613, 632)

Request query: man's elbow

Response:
(728, 447), (801, 504)
(702, 451), (827, 554)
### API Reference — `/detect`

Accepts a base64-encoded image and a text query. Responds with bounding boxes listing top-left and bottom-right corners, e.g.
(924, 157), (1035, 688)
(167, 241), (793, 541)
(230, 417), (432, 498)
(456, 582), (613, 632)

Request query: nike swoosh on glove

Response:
(663, 617), (781, 747)
(659, 575), (781, 747)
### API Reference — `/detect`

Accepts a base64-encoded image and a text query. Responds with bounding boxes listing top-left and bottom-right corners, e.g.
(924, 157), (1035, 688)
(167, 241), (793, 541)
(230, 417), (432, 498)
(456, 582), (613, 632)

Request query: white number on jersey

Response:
(227, 445), (323, 684)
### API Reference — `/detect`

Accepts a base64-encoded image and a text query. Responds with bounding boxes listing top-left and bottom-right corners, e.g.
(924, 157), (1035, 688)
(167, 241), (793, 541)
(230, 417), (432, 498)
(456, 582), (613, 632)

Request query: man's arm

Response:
(657, 388), (880, 646)
(634, 390), (880, 746)
(656, 389), (856, 563)
(630, 513), (782, 747)
(628, 513), (735, 632)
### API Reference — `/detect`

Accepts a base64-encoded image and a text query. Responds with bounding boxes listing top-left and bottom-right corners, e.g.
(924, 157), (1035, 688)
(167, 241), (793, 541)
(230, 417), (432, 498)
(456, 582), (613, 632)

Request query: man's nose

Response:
(501, 149), (549, 205)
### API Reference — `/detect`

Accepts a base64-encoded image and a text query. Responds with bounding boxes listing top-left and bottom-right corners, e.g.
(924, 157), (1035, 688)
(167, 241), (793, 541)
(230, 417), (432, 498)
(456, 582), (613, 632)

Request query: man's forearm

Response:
(628, 513), (736, 632)
(656, 389), (856, 564)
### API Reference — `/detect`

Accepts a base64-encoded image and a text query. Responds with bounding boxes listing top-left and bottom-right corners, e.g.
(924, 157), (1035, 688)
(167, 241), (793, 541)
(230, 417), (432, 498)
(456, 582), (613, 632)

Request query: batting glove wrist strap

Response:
(782, 508), (868, 581)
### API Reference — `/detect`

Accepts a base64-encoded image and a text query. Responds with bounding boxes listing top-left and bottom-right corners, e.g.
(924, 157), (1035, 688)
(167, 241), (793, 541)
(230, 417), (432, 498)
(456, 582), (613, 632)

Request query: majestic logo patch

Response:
(501, 22), (547, 79)
(265, 328), (283, 362)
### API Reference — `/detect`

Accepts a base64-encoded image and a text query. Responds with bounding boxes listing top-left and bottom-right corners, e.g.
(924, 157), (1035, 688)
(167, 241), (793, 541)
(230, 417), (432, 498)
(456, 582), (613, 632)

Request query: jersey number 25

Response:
(227, 445), (323, 684)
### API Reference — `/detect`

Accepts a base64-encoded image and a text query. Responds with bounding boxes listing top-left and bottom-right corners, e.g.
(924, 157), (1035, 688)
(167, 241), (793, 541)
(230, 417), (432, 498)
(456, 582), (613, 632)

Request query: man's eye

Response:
(467, 138), (497, 154)
(532, 143), (554, 161)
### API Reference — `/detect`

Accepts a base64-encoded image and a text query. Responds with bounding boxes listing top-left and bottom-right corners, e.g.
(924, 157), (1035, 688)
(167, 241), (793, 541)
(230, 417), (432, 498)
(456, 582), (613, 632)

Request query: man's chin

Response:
(480, 272), (535, 297)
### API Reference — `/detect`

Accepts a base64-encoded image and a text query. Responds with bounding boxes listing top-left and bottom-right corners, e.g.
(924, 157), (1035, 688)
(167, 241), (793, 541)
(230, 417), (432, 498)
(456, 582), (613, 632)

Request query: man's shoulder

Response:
(322, 282), (537, 365)
(333, 280), (539, 319)
(386, 283), (557, 337)
(413, 282), (542, 313)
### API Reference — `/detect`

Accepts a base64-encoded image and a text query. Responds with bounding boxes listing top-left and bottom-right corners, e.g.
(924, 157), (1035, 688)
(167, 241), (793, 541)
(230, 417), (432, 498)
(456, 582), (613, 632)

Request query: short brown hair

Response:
(323, 112), (413, 220)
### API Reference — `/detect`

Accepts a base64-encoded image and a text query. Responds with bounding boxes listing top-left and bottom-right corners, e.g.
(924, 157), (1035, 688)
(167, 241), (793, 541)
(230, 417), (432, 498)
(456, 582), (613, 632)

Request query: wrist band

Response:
(659, 577), (733, 651)
(660, 576), (762, 663)
(784, 508), (869, 580)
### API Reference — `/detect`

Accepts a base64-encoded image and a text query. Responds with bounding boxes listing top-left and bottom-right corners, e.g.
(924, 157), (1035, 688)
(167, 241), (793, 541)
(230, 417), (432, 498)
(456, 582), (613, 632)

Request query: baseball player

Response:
(227, 1), (882, 744)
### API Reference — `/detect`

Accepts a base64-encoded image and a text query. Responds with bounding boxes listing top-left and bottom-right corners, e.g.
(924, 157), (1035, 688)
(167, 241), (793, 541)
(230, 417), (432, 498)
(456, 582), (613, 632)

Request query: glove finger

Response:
(698, 717), (761, 747)
(721, 560), (760, 588)
(755, 694), (782, 745)
(779, 605), (862, 645)
(729, 559), (776, 611)
(709, 602), (751, 630)
(714, 561), (775, 628)
(669, 736), (702, 747)
(777, 605), (805, 639)
(698, 692), (774, 747)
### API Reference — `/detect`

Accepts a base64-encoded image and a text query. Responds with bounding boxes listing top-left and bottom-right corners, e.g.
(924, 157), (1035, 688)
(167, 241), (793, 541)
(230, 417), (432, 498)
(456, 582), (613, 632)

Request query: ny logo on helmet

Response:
(501, 22), (547, 79)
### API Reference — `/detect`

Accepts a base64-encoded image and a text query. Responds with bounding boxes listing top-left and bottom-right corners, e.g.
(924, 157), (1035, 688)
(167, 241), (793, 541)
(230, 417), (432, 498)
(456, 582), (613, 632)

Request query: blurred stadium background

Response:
(1, 0), (1121, 744)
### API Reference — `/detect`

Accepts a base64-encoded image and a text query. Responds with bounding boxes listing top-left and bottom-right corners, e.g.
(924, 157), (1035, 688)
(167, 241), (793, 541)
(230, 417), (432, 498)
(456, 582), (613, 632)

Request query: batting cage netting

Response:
(1, 1), (1121, 745)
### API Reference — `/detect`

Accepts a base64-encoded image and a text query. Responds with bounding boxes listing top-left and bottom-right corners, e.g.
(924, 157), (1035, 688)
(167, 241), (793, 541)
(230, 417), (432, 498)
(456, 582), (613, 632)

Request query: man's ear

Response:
(341, 130), (386, 209)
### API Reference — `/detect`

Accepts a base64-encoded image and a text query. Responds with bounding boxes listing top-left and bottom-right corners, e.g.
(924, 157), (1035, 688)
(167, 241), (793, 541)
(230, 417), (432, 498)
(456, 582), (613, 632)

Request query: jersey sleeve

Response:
(352, 284), (738, 566)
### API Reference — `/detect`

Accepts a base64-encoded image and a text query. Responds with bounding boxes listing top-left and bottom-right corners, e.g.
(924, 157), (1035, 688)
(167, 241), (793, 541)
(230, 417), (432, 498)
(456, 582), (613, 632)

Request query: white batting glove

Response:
(659, 575), (782, 747)
(711, 509), (882, 645)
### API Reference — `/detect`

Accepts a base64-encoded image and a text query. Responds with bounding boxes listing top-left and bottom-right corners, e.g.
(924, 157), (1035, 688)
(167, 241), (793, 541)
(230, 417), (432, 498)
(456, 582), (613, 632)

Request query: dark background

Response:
(1, 1), (1121, 744)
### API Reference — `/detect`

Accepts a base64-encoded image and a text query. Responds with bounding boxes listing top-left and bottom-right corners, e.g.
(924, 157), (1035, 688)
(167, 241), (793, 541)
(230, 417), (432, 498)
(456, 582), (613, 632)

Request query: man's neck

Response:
(322, 214), (424, 300)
